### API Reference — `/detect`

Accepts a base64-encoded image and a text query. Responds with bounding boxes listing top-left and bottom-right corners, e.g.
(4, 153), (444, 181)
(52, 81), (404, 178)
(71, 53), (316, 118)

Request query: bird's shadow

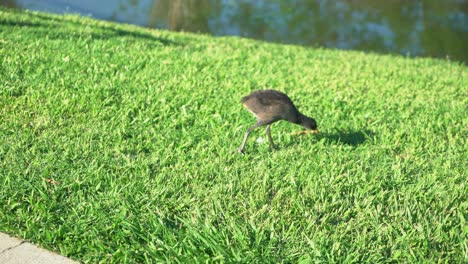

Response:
(285, 129), (374, 147)
(317, 129), (374, 146)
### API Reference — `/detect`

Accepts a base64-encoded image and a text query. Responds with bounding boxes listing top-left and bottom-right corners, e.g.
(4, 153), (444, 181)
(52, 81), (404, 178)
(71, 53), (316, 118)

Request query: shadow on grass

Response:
(283, 129), (374, 148)
(0, 10), (180, 46)
(238, 129), (375, 152)
(317, 129), (374, 146)
(0, 19), (46, 28)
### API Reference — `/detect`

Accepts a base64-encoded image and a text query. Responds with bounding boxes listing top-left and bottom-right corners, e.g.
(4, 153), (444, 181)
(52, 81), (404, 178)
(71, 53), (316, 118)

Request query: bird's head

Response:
(301, 116), (319, 134)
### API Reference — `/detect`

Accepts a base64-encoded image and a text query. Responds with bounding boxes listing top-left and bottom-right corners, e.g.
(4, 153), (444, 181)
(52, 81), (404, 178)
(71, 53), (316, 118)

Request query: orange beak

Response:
(292, 129), (319, 136)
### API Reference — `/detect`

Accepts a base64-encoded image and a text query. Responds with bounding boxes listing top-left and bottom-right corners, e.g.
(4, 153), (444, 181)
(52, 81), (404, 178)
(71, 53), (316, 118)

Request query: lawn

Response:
(0, 7), (466, 263)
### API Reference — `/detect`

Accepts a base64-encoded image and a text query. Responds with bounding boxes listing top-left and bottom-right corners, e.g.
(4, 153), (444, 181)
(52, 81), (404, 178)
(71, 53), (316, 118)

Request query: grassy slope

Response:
(0, 7), (466, 263)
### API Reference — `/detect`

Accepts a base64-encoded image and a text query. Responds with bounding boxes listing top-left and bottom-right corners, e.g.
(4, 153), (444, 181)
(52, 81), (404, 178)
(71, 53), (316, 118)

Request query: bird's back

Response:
(241, 89), (299, 122)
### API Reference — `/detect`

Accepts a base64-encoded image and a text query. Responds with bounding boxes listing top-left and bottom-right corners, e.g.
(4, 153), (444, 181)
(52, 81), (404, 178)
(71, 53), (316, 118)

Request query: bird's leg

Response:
(265, 124), (276, 150)
(238, 122), (265, 154)
(238, 124), (257, 153)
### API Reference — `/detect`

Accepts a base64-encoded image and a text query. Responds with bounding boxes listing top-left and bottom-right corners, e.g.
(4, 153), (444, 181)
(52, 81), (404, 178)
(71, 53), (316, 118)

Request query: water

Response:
(3, 0), (468, 63)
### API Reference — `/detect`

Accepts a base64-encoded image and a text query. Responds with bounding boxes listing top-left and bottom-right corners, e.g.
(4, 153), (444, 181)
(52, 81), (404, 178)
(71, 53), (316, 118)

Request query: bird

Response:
(238, 89), (319, 153)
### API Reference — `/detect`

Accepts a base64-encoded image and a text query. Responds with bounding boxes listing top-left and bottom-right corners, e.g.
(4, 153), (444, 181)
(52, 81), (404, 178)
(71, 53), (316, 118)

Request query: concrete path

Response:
(0, 232), (77, 264)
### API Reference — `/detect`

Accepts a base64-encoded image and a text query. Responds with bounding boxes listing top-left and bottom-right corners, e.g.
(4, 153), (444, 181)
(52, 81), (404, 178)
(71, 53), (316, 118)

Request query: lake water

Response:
(3, 0), (468, 63)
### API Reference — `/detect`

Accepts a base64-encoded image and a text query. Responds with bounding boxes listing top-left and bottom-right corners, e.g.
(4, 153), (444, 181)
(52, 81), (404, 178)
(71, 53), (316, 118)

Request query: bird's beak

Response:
(292, 129), (319, 136)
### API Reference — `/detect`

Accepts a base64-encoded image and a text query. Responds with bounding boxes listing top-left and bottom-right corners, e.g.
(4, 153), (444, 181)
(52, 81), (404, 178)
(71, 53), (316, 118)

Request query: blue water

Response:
(4, 0), (468, 63)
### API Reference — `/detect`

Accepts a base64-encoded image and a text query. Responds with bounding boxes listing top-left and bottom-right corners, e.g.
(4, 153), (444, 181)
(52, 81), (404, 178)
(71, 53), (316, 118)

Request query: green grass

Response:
(0, 7), (467, 263)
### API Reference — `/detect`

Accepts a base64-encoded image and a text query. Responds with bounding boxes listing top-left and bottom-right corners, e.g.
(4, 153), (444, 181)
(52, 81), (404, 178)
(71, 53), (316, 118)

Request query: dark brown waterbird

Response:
(238, 89), (319, 153)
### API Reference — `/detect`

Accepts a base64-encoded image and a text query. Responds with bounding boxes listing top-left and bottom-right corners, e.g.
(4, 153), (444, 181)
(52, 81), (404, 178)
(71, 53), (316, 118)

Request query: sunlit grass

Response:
(0, 7), (466, 263)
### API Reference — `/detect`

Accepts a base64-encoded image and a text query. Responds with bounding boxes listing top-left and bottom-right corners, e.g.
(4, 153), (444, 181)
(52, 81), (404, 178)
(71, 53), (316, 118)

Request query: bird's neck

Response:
(295, 113), (306, 125)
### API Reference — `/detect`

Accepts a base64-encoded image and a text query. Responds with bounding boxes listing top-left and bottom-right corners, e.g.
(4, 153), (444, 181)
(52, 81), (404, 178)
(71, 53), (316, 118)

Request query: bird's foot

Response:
(237, 148), (245, 155)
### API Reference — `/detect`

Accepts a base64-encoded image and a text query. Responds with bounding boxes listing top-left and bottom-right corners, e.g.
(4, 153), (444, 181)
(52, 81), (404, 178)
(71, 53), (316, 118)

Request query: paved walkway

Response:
(0, 232), (77, 264)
